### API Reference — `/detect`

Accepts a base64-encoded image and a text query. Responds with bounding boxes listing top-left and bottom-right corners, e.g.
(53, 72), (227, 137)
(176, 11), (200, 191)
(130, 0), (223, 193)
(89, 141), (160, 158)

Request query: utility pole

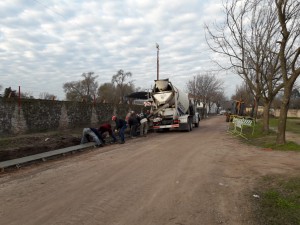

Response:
(156, 43), (159, 80)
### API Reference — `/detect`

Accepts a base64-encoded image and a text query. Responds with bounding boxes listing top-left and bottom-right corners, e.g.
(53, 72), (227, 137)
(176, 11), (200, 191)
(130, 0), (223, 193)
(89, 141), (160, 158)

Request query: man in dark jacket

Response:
(112, 116), (127, 144)
(98, 123), (117, 143)
(80, 127), (104, 147)
(128, 112), (139, 138)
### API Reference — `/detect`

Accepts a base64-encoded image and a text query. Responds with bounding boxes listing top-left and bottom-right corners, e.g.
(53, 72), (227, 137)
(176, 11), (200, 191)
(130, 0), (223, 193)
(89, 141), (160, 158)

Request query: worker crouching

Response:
(112, 115), (127, 144)
(80, 128), (104, 147)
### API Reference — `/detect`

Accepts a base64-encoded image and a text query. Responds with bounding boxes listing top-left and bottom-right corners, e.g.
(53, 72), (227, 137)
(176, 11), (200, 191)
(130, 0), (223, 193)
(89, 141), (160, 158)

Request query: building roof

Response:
(126, 92), (150, 99)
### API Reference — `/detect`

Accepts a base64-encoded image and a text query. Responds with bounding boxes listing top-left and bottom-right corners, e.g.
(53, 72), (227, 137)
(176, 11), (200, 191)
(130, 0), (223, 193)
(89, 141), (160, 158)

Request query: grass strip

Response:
(253, 175), (300, 225)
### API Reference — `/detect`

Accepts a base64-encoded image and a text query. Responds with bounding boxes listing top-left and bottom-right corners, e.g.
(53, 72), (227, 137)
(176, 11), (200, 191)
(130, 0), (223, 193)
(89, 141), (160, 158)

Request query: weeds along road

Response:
(1, 116), (300, 225)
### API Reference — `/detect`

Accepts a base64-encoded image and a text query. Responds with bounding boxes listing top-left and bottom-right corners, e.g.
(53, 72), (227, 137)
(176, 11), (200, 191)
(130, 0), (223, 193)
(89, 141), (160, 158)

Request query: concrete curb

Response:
(0, 142), (95, 171)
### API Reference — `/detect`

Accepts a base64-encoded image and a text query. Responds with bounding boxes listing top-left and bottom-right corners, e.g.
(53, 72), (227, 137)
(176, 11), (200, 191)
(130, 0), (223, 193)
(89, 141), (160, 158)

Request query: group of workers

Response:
(80, 110), (151, 147)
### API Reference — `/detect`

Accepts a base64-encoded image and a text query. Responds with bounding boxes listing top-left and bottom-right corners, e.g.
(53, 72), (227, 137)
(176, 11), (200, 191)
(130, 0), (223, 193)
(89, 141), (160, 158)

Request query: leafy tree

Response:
(2, 87), (34, 99)
(122, 82), (136, 101)
(111, 69), (134, 104)
(3, 87), (17, 98)
(97, 83), (117, 103)
(63, 72), (98, 101)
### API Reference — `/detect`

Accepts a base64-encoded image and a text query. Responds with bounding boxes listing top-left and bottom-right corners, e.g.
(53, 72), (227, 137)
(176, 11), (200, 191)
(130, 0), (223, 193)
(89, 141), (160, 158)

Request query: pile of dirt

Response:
(0, 132), (82, 162)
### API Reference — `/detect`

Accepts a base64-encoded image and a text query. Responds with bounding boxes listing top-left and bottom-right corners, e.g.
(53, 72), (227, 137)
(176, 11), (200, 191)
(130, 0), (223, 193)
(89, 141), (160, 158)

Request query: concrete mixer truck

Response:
(149, 78), (200, 131)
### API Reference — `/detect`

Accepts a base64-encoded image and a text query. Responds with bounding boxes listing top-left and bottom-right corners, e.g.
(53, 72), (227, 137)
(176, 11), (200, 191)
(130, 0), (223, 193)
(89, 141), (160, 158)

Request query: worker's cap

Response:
(112, 116), (117, 121)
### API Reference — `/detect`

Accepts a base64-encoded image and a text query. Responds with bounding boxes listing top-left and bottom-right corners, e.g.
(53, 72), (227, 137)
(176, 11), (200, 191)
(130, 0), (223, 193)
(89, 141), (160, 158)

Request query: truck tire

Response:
(194, 115), (200, 128)
(189, 120), (193, 132)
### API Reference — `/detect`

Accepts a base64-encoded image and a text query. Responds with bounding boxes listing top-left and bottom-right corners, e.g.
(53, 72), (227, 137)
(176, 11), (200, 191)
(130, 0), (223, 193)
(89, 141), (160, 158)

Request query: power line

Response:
(32, 0), (74, 24)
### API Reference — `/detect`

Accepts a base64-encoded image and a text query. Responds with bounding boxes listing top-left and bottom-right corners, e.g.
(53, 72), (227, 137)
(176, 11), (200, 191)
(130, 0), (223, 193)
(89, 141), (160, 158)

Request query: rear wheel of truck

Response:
(188, 120), (193, 132)
(194, 120), (199, 128)
(195, 115), (200, 127)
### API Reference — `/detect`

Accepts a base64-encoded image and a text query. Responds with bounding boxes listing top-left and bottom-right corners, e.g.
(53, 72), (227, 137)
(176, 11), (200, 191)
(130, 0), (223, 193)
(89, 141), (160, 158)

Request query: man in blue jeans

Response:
(80, 127), (104, 147)
(112, 115), (127, 144)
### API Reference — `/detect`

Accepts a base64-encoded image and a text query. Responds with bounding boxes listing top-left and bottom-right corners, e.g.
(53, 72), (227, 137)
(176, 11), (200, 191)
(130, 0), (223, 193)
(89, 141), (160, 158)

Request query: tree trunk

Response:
(254, 97), (259, 122)
(276, 86), (292, 145)
(201, 103), (206, 119)
(262, 100), (271, 134)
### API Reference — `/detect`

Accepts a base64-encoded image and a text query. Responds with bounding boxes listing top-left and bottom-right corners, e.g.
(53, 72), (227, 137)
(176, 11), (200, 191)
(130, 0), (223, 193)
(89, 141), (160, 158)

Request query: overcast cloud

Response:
(0, 0), (242, 100)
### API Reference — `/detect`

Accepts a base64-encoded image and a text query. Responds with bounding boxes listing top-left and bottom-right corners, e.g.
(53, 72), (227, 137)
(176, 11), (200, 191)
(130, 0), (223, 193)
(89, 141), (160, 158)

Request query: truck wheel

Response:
(195, 115), (200, 127)
(189, 120), (193, 132)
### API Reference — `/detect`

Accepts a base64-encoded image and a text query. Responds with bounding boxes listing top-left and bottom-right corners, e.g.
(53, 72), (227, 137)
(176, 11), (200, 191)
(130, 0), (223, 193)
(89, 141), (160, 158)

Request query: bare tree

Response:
(289, 88), (300, 109)
(205, 0), (284, 134)
(63, 72), (98, 101)
(275, 0), (300, 144)
(21, 92), (34, 99)
(210, 90), (227, 114)
(273, 93), (283, 110)
(246, 0), (283, 127)
(186, 73), (223, 118)
(81, 72), (98, 99)
(231, 83), (251, 104)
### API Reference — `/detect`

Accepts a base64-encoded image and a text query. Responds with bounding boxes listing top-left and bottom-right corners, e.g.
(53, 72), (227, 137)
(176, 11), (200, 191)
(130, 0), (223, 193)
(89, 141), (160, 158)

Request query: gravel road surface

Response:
(0, 116), (299, 225)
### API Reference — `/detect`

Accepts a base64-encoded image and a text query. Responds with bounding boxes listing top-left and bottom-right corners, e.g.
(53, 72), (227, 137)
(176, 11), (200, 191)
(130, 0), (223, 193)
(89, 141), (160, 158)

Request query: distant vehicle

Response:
(219, 110), (227, 115)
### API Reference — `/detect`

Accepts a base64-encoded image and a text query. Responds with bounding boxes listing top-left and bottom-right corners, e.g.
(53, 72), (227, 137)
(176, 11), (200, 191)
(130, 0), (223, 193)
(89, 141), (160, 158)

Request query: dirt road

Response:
(0, 116), (300, 225)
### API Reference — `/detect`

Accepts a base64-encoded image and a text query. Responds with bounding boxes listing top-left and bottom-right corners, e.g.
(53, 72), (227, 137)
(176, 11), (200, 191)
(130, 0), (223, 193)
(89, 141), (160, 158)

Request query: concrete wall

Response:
(0, 97), (146, 136)
(274, 109), (300, 118)
(244, 106), (300, 118)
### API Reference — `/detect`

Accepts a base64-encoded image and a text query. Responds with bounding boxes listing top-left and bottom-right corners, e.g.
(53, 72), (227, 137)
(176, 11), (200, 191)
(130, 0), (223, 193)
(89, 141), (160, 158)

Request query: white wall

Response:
(275, 109), (300, 118)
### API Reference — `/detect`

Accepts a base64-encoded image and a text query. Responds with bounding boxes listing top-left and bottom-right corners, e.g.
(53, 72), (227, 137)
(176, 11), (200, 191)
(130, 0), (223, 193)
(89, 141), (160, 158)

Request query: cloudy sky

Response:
(0, 0), (242, 100)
